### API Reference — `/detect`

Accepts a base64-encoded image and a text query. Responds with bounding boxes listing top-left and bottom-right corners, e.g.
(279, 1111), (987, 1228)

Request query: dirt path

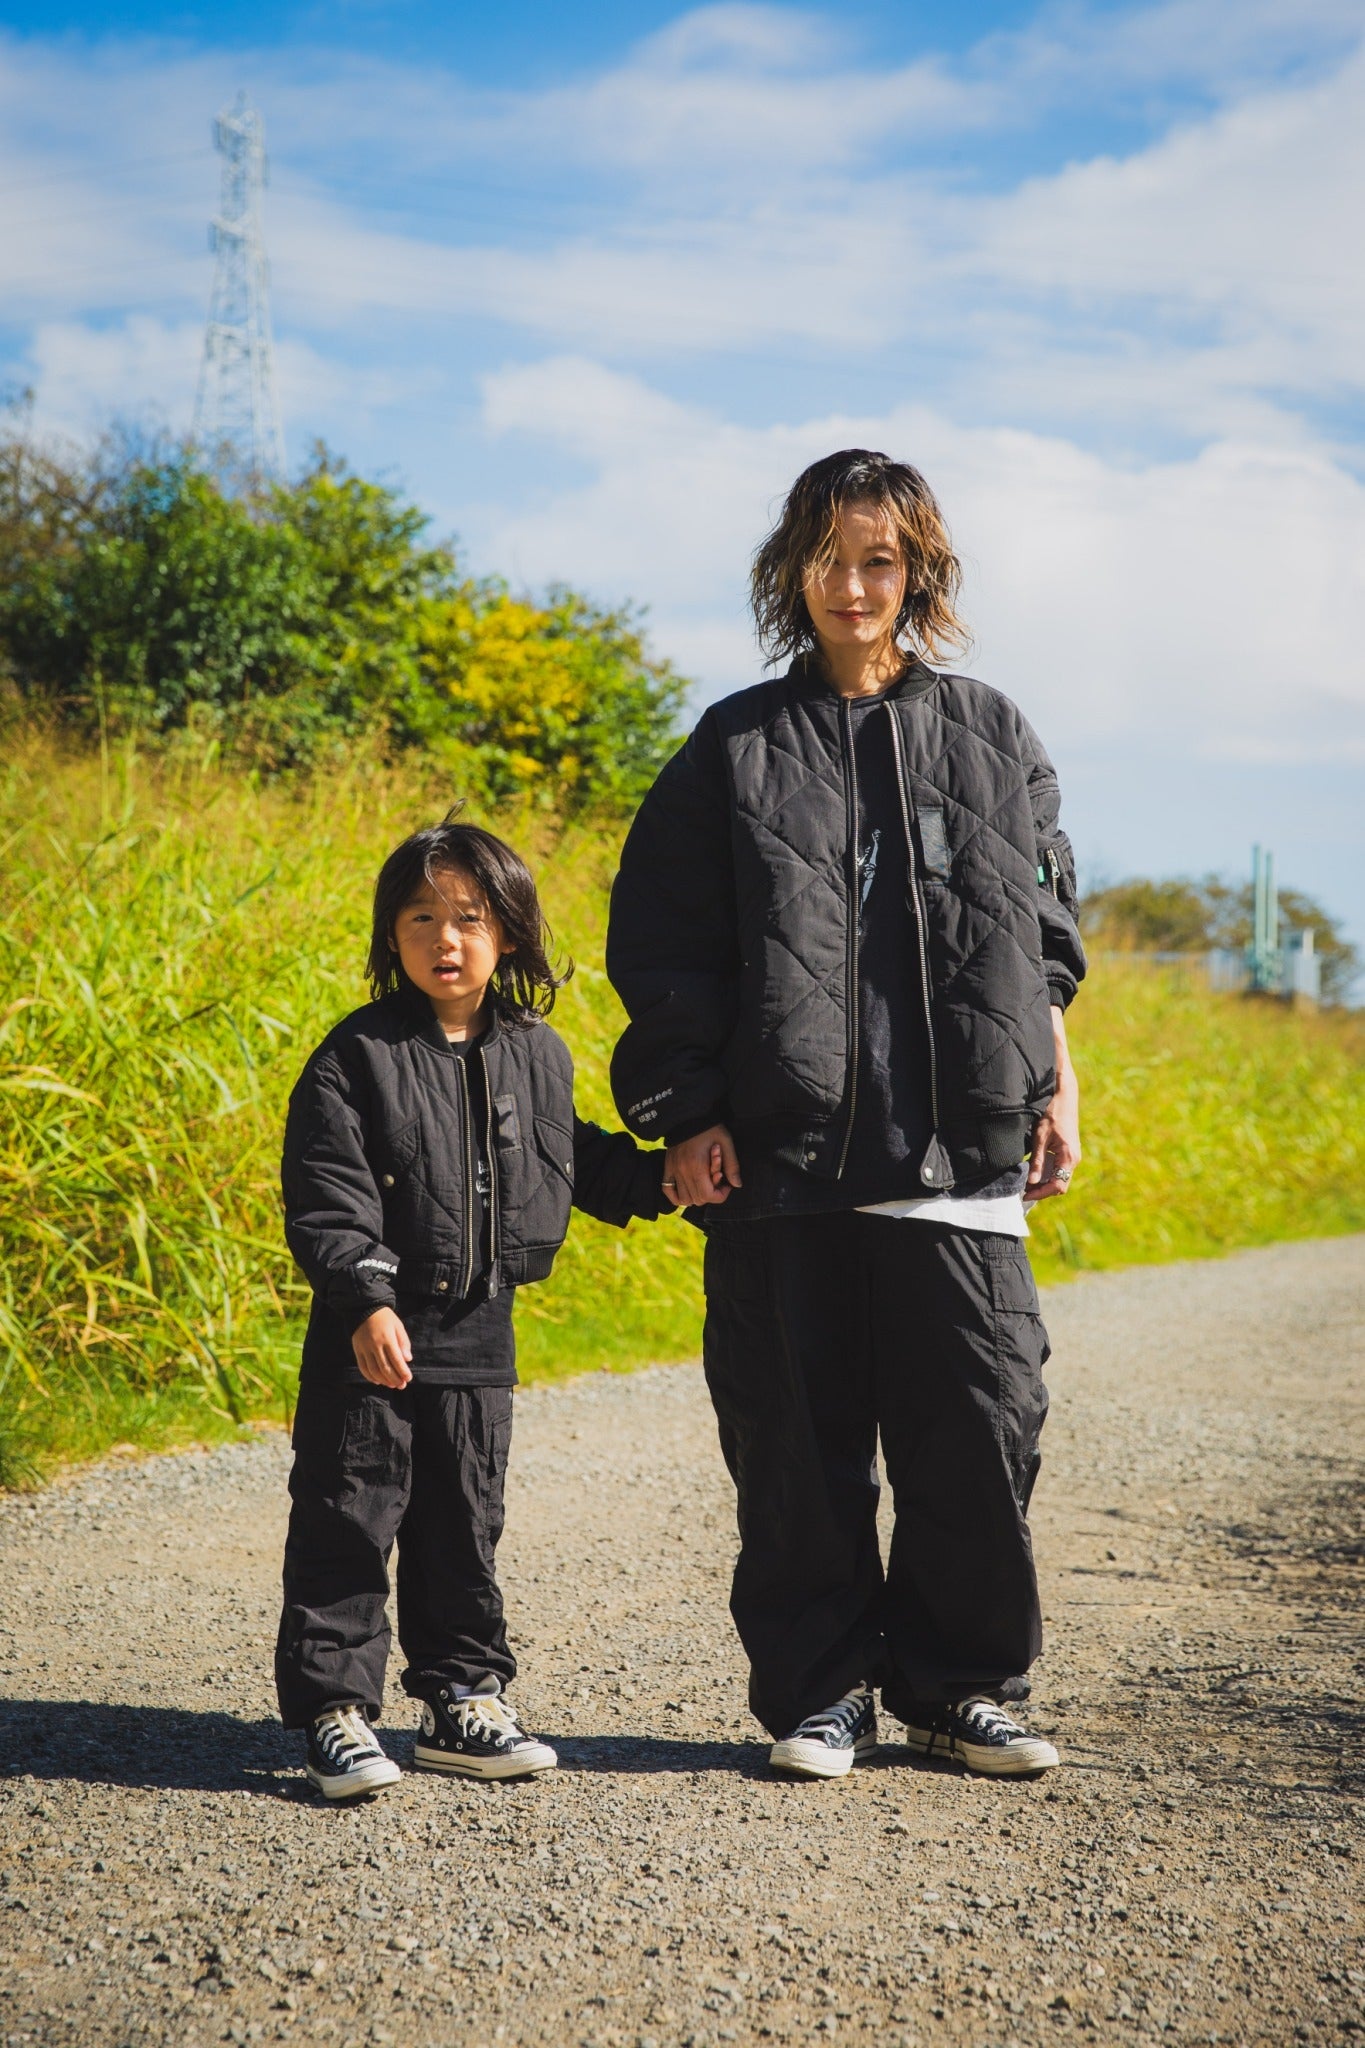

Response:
(2, 1236), (1362, 2048)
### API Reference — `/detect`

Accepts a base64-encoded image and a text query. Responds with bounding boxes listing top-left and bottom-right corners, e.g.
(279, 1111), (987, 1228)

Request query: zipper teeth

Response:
(835, 696), (861, 1177)
(886, 708), (942, 1131)
(456, 1057), (476, 1299)
(479, 1043), (499, 1293)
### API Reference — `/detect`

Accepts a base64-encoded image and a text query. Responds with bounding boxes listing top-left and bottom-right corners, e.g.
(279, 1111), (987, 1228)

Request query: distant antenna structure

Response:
(193, 93), (285, 482)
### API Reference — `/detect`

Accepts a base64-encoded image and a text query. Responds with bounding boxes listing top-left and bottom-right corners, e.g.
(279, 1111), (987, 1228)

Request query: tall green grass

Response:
(0, 732), (702, 1484)
(2, 729), (1363, 1485)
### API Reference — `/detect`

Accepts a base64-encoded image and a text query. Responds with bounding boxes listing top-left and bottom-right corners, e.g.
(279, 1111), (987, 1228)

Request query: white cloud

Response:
(477, 356), (1365, 764)
(973, 44), (1365, 365)
(989, 0), (1363, 101)
(23, 317), (201, 440)
(2, 4), (1363, 447)
(21, 315), (419, 453)
(265, 14), (1365, 438)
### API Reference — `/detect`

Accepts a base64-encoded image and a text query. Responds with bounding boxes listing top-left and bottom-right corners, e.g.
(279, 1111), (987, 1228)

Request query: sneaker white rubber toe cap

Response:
(769, 1731), (876, 1779)
(306, 1753), (402, 1801)
(903, 1724), (1060, 1776)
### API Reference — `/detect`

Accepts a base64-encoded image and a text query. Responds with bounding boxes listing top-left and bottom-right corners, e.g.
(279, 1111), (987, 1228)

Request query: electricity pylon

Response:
(193, 93), (285, 481)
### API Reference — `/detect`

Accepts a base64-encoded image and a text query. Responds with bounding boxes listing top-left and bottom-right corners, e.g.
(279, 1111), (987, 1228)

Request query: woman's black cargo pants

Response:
(702, 1209), (1050, 1740)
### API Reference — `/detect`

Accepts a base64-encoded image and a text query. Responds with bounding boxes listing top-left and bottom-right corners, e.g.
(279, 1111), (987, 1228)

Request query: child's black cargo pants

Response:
(702, 1209), (1050, 1740)
(275, 1379), (515, 1728)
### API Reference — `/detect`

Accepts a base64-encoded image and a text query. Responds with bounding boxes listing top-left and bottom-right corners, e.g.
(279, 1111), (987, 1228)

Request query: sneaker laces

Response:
(957, 1697), (1026, 1741)
(314, 1705), (379, 1765)
(454, 1695), (524, 1746)
(790, 1687), (868, 1741)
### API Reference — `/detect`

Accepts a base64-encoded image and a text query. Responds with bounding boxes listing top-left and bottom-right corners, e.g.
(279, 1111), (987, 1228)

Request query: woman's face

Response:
(802, 499), (907, 656)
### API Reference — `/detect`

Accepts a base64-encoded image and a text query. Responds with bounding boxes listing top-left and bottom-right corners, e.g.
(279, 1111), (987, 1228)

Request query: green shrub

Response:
(1082, 873), (1360, 1004)
(0, 429), (685, 803)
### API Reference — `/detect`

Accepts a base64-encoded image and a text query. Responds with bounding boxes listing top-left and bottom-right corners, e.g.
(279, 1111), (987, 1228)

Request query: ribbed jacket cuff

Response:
(663, 1107), (730, 1146)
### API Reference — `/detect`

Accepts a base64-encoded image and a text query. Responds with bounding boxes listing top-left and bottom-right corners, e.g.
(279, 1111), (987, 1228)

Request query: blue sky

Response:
(4, 1), (1365, 973)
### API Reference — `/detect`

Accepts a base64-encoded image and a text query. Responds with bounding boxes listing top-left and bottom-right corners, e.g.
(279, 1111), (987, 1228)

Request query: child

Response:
(275, 818), (670, 1800)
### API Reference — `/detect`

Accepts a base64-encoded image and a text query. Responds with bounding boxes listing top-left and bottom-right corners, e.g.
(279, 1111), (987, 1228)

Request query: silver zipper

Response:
(886, 706), (942, 1131)
(479, 1042), (500, 1298)
(1046, 845), (1062, 898)
(835, 695), (861, 1176)
(456, 1055), (476, 1300)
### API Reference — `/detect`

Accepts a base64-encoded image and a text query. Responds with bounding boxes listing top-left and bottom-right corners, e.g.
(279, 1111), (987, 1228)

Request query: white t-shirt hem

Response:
(856, 1191), (1030, 1236)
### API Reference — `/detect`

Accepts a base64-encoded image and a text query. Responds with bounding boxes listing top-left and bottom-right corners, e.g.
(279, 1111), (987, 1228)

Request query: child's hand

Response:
(663, 1125), (742, 1207)
(351, 1307), (414, 1387)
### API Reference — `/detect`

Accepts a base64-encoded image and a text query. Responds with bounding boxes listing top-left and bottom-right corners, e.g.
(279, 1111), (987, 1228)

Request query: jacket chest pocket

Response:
(915, 804), (953, 883)
(493, 1094), (521, 1148)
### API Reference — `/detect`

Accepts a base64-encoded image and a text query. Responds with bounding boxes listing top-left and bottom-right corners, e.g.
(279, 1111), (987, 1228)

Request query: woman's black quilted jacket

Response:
(282, 994), (666, 1329)
(606, 657), (1087, 1195)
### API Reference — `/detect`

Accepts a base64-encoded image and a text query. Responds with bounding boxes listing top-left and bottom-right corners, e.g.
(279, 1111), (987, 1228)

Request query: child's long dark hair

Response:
(367, 815), (571, 1018)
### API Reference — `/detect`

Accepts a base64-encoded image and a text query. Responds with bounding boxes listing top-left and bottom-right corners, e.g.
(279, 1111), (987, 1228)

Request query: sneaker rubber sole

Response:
(305, 1755), (402, 1801)
(902, 1725), (1060, 1777)
(769, 1730), (878, 1779)
(413, 1739), (558, 1781)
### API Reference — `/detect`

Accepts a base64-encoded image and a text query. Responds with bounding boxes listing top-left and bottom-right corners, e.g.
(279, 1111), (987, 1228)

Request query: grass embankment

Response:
(3, 731), (1363, 1485)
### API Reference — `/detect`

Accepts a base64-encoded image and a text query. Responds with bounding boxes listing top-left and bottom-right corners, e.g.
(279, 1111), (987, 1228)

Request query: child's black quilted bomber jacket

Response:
(282, 991), (667, 1332)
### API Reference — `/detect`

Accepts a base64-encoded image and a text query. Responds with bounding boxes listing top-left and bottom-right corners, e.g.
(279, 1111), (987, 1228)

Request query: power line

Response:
(0, 147), (205, 202)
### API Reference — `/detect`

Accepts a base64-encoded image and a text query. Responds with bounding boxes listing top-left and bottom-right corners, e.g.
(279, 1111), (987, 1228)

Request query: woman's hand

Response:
(1027, 1006), (1082, 1202)
(663, 1125), (743, 1208)
(351, 1307), (413, 1387)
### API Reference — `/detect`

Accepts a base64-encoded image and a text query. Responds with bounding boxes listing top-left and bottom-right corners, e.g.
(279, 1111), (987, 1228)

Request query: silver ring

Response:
(661, 1178), (677, 1189)
(1055, 1167), (1073, 1182)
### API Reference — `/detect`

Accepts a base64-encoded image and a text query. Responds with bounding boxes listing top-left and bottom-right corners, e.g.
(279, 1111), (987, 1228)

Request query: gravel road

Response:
(2, 1235), (1362, 2048)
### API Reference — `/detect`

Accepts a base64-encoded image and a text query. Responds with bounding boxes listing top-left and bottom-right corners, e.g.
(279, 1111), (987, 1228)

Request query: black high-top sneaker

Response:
(899, 1696), (1060, 1776)
(769, 1685), (877, 1779)
(305, 1706), (402, 1801)
(414, 1687), (558, 1780)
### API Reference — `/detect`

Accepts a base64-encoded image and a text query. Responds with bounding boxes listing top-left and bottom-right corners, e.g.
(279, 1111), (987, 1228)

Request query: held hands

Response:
(351, 1306), (414, 1387)
(662, 1124), (742, 1208)
(1027, 1005), (1082, 1203)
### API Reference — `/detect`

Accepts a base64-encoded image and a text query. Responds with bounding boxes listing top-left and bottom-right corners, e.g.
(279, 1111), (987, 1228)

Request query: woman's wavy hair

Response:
(367, 812), (572, 1019)
(751, 448), (968, 667)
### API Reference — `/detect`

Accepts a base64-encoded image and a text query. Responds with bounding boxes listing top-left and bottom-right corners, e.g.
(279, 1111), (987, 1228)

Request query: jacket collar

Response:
(389, 983), (510, 1058)
(785, 649), (942, 704)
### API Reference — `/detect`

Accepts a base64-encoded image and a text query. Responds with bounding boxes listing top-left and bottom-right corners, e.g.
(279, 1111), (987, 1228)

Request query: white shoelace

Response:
(957, 1697), (1025, 1742)
(791, 1688), (868, 1741)
(314, 1705), (379, 1765)
(454, 1696), (524, 1746)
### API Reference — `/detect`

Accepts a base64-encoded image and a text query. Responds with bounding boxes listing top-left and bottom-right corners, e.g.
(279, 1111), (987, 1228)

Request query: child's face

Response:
(390, 866), (511, 1017)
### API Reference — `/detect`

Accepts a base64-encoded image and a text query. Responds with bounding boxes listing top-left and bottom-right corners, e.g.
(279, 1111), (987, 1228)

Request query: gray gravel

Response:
(1, 1234), (1362, 2048)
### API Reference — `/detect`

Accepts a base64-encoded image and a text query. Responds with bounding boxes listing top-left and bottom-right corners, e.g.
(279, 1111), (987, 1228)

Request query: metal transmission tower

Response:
(193, 93), (285, 481)
(1248, 843), (1280, 992)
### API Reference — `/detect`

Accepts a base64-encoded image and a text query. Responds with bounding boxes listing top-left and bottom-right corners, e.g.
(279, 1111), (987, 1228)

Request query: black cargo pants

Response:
(274, 1379), (516, 1728)
(702, 1210), (1050, 1739)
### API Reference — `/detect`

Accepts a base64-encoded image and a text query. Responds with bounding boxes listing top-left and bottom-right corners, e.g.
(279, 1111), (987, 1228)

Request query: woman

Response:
(606, 449), (1085, 1780)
